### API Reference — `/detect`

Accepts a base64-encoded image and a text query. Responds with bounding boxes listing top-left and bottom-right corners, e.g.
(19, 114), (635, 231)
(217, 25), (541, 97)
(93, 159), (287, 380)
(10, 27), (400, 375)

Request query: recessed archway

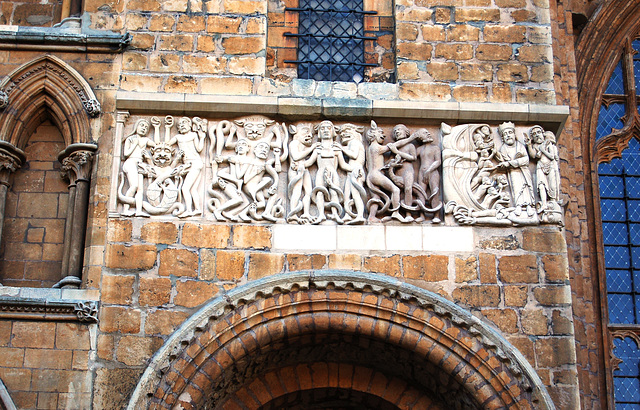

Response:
(128, 271), (554, 410)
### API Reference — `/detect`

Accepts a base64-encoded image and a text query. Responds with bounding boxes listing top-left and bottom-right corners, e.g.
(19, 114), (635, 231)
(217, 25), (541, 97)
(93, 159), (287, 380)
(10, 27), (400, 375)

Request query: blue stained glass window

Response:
(613, 337), (640, 407)
(606, 61), (625, 95)
(599, 139), (640, 325)
(597, 103), (626, 141)
(634, 40), (640, 95)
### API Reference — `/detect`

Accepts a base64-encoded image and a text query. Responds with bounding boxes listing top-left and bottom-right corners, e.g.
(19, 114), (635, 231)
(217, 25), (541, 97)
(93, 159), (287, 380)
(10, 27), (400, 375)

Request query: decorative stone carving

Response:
(74, 301), (99, 322)
(0, 90), (8, 110)
(207, 116), (287, 222)
(443, 122), (562, 226)
(114, 116), (561, 226)
(84, 98), (101, 117)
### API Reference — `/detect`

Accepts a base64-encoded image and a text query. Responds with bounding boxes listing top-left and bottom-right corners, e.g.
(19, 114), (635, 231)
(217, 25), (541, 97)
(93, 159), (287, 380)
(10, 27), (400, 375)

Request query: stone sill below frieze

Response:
(271, 224), (475, 252)
(115, 92), (570, 135)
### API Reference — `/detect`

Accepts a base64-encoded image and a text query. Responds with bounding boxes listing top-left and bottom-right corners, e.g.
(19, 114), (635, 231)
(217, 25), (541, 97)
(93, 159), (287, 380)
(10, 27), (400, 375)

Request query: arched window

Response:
(595, 35), (640, 408)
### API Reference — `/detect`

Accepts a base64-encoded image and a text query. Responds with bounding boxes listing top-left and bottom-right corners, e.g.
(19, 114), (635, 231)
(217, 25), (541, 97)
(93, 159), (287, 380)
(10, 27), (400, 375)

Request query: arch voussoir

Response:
(129, 271), (554, 410)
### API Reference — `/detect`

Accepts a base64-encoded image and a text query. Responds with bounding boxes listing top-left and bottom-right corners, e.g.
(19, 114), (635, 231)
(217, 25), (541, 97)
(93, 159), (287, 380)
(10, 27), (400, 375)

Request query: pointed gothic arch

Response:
(0, 55), (99, 288)
(128, 271), (554, 410)
(0, 54), (100, 149)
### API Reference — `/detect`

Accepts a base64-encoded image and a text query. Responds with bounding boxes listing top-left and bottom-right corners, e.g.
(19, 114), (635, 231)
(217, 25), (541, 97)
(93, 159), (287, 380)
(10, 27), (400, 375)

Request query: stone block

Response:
(484, 25), (526, 43)
(515, 89), (555, 104)
(476, 44), (512, 61)
(229, 56), (266, 75)
(149, 54), (181, 72)
(233, 225), (271, 249)
(165, 76), (198, 94)
(116, 336), (163, 366)
(145, 310), (190, 335)
(517, 45), (552, 63)
(482, 308), (518, 333)
(452, 85), (488, 102)
(139, 277), (172, 306)
(130, 33), (155, 50)
(396, 43), (433, 60)
(31, 369), (91, 393)
(498, 254), (538, 283)
(452, 285), (500, 307)
(177, 14), (205, 31)
(511, 9), (537, 23)
(97, 334), (114, 360)
(56, 323), (91, 350)
(24, 348), (72, 369)
(17, 193), (59, 218)
(120, 74), (163, 93)
(101, 274), (135, 304)
(215, 250), (246, 280)
(542, 254), (569, 282)
(336, 226), (385, 251)
(459, 63), (493, 81)
(327, 254), (362, 271)
(455, 8), (500, 22)
(0, 368), (32, 391)
(105, 244), (156, 270)
(159, 34), (194, 52)
(504, 285), (528, 307)
(159, 248), (198, 277)
(174, 280), (219, 307)
(497, 63), (529, 82)
(435, 44), (473, 60)
(200, 77), (253, 95)
(397, 23), (418, 41)
(107, 219), (132, 242)
(149, 14), (175, 31)
(522, 229), (566, 252)
(248, 252), (285, 279)
(184, 55), (227, 74)
(223, 0), (266, 13)
(140, 222), (179, 244)
(287, 254), (326, 271)
(534, 337), (576, 367)
(11, 322), (56, 348)
(403, 255), (448, 281)
(533, 286), (571, 305)
(531, 64), (553, 82)
(222, 37), (264, 54)
(434, 7), (451, 23)
(399, 83), (451, 101)
(427, 61), (460, 81)
(455, 256), (477, 282)
(478, 253), (497, 283)
(99, 306), (141, 334)
(446, 24), (479, 41)
(0, 347), (24, 367)
(521, 309), (548, 335)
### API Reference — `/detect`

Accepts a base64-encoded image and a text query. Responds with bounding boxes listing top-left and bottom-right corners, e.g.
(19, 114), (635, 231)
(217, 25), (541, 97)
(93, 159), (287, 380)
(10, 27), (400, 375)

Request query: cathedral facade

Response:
(0, 0), (636, 408)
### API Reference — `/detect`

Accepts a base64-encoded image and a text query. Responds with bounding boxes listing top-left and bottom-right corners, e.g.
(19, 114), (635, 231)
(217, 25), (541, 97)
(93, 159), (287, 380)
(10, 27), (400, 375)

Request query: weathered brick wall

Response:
(95, 219), (578, 407)
(84, 0), (555, 104)
(0, 122), (68, 287)
(548, 0), (603, 407)
(0, 319), (94, 409)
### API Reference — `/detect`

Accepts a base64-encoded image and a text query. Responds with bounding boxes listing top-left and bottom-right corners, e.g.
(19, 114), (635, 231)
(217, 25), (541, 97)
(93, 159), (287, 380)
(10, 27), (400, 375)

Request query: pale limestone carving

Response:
(338, 124), (367, 224)
(207, 116), (286, 222)
(287, 123), (319, 223)
(121, 119), (155, 216)
(443, 122), (561, 226)
(526, 126), (562, 225)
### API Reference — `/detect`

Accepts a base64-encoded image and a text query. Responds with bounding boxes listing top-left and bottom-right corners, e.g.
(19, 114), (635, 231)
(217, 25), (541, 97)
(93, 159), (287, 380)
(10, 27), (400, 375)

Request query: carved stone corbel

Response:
(0, 141), (26, 268)
(54, 143), (97, 289)
(0, 90), (8, 110)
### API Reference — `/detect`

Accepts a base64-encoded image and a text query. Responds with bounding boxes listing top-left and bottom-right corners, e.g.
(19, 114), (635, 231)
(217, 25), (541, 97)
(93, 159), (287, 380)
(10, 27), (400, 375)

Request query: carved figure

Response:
(287, 123), (319, 223)
(414, 129), (443, 223)
(338, 124), (367, 224)
(121, 119), (155, 216)
(310, 120), (344, 224)
(366, 121), (417, 223)
(207, 116), (287, 223)
(495, 122), (535, 217)
(386, 124), (418, 222)
(168, 116), (207, 217)
(526, 127), (562, 224)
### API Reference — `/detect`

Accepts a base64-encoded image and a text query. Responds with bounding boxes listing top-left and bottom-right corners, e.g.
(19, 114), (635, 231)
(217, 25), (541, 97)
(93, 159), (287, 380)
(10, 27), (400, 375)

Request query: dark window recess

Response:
(285, 0), (377, 82)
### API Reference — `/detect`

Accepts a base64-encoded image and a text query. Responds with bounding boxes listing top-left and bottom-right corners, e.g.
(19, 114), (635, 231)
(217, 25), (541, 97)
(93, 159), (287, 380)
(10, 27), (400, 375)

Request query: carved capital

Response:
(0, 141), (26, 185)
(116, 111), (130, 124)
(58, 143), (98, 182)
(0, 90), (8, 110)
(74, 301), (99, 322)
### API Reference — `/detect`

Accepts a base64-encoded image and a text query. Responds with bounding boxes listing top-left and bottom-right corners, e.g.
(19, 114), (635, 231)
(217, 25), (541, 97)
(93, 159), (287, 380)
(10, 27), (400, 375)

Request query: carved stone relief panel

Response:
(113, 115), (563, 227)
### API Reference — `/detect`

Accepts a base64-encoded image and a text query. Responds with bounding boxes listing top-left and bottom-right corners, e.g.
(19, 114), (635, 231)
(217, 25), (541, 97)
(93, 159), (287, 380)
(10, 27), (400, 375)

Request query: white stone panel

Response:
(385, 225), (423, 251)
(336, 225), (385, 251)
(272, 224), (336, 250)
(423, 226), (474, 252)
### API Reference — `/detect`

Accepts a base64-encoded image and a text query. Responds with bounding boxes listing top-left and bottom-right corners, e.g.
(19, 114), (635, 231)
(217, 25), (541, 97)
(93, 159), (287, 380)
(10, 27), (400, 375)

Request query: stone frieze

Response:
(113, 114), (562, 226)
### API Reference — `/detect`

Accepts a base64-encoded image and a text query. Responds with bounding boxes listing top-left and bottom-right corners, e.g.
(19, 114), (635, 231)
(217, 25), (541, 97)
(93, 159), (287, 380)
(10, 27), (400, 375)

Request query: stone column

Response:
(0, 141), (25, 252)
(54, 143), (97, 289)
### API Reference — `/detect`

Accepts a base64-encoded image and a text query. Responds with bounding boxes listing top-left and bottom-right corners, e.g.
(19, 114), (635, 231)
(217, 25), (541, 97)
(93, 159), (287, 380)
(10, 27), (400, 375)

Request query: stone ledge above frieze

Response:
(0, 287), (99, 322)
(115, 91), (570, 134)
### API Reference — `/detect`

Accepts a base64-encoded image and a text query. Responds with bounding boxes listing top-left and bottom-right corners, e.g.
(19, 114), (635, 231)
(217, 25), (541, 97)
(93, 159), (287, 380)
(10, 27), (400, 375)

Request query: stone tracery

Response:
(114, 115), (564, 227)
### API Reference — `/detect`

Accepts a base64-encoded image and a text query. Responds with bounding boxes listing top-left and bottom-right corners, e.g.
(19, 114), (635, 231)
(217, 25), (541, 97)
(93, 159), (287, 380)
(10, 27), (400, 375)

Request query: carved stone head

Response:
(392, 124), (410, 141)
(235, 116), (274, 140)
(529, 125), (544, 144)
(0, 90), (8, 110)
(316, 120), (336, 141)
(544, 130), (557, 143)
(134, 119), (150, 137)
(291, 124), (314, 146)
(236, 138), (250, 155)
(366, 120), (384, 143)
(254, 141), (270, 159)
(498, 122), (516, 145)
(413, 128), (433, 144)
(339, 124), (364, 143)
(178, 117), (192, 134)
(151, 143), (174, 167)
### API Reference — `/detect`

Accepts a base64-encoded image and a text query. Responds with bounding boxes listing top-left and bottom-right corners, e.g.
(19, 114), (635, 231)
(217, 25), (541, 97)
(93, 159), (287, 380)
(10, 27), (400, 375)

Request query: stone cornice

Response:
(0, 25), (130, 53)
(0, 287), (99, 322)
(115, 91), (570, 135)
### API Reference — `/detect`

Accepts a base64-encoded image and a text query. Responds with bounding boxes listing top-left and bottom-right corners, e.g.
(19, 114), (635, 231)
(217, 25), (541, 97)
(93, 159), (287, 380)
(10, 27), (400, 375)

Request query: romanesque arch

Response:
(0, 55), (99, 287)
(128, 271), (554, 409)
